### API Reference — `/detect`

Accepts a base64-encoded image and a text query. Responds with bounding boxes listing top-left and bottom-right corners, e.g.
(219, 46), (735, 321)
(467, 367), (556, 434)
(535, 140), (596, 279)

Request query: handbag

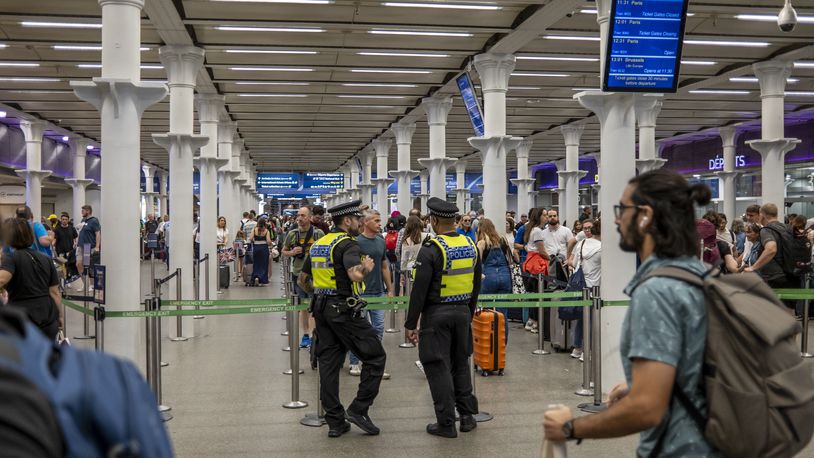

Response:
(522, 251), (549, 275)
(558, 241), (586, 321)
(503, 244), (525, 294)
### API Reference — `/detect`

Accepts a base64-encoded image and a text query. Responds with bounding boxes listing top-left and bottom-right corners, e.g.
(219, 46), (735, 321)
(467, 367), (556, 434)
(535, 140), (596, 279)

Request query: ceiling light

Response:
(0, 44), (7, 49)
(517, 55), (599, 62)
(735, 13), (814, 23)
(141, 65), (163, 70)
(230, 66), (314, 72)
(684, 39), (770, 47)
(729, 77), (798, 83)
(512, 72), (570, 77)
(369, 29), (473, 37)
(543, 35), (601, 42)
(87, 145), (94, 150)
(216, 26), (325, 33)
(382, 2), (501, 10)
(571, 87), (601, 91)
(225, 49), (318, 55)
(681, 60), (717, 65)
(53, 45), (151, 51)
(357, 51), (450, 58)
(342, 83), (418, 87)
(794, 62), (814, 68)
(0, 62), (39, 67)
(0, 77), (60, 82)
(336, 95), (406, 99)
(580, 8), (598, 14)
(688, 89), (751, 94)
(0, 111), (6, 117)
(509, 86), (542, 90)
(234, 81), (310, 85)
(237, 93), (309, 97)
(785, 91), (814, 96)
(351, 69), (432, 74)
(61, 136), (69, 141)
(21, 21), (102, 29)
(212, 0), (334, 3)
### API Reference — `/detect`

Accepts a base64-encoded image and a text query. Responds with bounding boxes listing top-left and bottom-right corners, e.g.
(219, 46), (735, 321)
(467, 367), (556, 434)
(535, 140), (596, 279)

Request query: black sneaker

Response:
(345, 411), (380, 435)
(459, 415), (477, 432)
(426, 423), (457, 438)
(328, 421), (351, 438)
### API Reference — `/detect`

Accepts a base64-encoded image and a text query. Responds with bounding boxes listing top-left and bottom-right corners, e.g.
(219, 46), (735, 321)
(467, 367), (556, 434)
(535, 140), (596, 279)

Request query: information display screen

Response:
(603, 0), (689, 93)
(456, 73), (485, 137)
(256, 173), (300, 191)
(303, 172), (344, 189)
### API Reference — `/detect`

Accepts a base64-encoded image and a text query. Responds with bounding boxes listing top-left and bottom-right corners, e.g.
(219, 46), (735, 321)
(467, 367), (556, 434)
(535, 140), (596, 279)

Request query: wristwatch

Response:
(562, 419), (580, 443)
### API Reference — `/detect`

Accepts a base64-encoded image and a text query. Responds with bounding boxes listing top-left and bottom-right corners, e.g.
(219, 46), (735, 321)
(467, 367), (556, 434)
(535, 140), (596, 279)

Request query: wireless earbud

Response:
(639, 217), (648, 229)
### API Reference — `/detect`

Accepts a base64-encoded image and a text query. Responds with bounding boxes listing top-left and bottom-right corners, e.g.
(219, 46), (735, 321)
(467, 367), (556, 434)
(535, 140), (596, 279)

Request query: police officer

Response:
(405, 197), (483, 438)
(298, 200), (387, 438)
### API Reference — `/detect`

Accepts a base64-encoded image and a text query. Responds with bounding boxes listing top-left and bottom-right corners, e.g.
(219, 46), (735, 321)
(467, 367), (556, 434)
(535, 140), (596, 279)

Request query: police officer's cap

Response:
(328, 199), (367, 218)
(427, 197), (458, 219)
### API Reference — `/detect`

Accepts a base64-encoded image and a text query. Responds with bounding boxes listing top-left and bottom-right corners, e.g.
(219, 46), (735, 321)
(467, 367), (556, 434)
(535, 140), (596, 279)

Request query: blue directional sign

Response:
(603, 0), (690, 92)
(256, 173), (300, 192)
(456, 73), (485, 137)
(303, 172), (344, 189)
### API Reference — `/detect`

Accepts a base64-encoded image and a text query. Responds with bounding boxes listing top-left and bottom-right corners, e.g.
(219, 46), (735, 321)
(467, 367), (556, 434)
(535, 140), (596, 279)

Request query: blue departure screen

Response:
(256, 173), (300, 191)
(456, 73), (485, 137)
(603, 0), (689, 92)
(303, 172), (344, 189)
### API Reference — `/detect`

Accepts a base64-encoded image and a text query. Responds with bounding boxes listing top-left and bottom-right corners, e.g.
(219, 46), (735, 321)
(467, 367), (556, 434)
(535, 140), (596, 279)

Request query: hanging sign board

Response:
(456, 72), (486, 137)
(603, 0), (690, 92)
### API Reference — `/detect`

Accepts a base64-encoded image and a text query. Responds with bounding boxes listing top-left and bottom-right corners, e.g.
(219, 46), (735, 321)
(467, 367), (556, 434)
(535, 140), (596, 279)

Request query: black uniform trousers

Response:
(418, 304), (479, 428)
(313, 297), (387, 428)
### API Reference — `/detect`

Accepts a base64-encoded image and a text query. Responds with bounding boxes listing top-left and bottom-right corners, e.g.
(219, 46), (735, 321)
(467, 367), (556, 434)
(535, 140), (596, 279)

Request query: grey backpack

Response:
(646, 267), (814, 458)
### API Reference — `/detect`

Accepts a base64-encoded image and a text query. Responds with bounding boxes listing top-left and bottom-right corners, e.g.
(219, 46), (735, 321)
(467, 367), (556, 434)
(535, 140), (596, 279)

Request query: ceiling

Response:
(0, 0), (813, 174)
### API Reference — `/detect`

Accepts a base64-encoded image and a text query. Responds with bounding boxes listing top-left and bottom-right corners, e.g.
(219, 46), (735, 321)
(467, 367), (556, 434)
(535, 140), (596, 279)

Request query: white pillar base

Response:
(389, 170), (419, 213)
(715, 171), (740, 226)
(635, 158), (667, 174)
(747, 138), (799, 212)
(371, 178), (393, 214)
(468, 136), (522, 226)
(195, 156), (228, 301)
(455, 189), (470, 214)
(417, 194), (429, 215)
(16, 170), (52, 220)
(358, 184), (376, 207)
(511, 178), (536, 216)
(557, 170), (587, 228)
(66, 178), (94, 222)
(418, 157), (457, 200)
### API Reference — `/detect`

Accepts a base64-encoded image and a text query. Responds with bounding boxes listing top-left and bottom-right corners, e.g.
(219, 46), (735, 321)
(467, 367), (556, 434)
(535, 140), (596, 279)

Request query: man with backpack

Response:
(543, 170), (814, 457)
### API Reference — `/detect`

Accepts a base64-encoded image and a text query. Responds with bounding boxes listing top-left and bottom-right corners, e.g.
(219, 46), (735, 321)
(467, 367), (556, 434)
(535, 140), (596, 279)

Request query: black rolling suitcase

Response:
(219, 264), (230, 289)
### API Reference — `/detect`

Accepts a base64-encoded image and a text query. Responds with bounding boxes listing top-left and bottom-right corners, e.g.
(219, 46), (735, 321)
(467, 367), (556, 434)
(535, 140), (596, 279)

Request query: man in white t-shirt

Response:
(540, 209), (574, 260)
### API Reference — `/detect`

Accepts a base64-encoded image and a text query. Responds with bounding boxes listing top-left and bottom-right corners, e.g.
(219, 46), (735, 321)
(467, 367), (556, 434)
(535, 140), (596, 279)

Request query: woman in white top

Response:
(216, 216), (229, 250)
(399, 215), (427, 274)
(566, 219), (601, 360)
(504, 217), (519, 263)
(522, 208), (549, 333)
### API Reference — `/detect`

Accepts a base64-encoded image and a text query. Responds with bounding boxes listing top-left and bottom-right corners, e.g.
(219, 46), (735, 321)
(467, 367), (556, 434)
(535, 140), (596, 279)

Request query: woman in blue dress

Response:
(250, 218), (273, 286)
(476, 218), (513, 342)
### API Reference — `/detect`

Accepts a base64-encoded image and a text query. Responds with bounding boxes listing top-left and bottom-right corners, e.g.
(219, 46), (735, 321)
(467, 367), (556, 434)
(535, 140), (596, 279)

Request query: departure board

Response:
(303, 172), (344, 189)
(456, 73), (485, 137)
(603, 0), (689, 92)
(256, 173), (300, 191)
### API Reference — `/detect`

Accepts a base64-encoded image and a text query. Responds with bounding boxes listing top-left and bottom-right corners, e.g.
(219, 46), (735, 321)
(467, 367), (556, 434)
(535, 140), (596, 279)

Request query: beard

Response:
(347, 225), (360, 236)
(618, 217), (644, 253)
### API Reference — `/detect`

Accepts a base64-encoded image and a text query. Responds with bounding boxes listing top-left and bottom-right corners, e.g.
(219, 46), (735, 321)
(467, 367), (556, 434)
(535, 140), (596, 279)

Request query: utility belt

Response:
(311, 294), (368, 317)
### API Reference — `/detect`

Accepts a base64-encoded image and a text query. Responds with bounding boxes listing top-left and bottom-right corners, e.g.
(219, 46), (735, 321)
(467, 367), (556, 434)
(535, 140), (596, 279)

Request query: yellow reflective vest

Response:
(427, 233), (478, 303)
(309, 231), (363, 296)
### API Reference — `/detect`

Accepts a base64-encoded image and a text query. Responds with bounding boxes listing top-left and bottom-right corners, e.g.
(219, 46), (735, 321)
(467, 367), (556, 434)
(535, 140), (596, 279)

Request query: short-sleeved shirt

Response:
(540, 225), (573, 258)
(301, 230), (362, 298)
(758, 221), (787, 281)
(622, 255), (719, 458)
(525, 226), (545, 254)
(283, 226), (325, 276)
(78, 216), (100, 248)
(30, 222), (51, 256)
(355, 233), (387, 295)
(514, 225), (527, 260)
(144, 220), (159, 234)
(53, 225), (77, 254)
(456, 227), (476, 242)
(1, 248), (60, 327)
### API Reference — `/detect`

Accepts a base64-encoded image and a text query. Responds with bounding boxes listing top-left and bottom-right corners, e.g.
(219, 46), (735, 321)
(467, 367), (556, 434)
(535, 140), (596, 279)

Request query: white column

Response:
(217, 121), (237, 219)
(510, 140), (535, 217)
(389, 122), (418, 213)
(158, 172), (168, 216)
(349, 158), (362, 201)
(418, 170), (429, 214)
(16, 120), (52, 220)
(141, 165), (157, 217)
(559, 125), (588, 228)
(152, 45), (207, 340)
(716, 126), (739, 225)
(553, 159), (567, 213)
(635, 96), (666, 173)
(195, 94), (227, 301)
(65, 137), (93, 222)
(232, 140), (247, 226)
(371, 139), (393, 214)
(746, 60), (799, 216)
(575, 90), (638, 396)
(70, 0), (168, 366)
(418, 97), (456, 200)
(358, 149), (376, 206)
(470, 52), (521, 225)
(455, 159), (470, 213)
(238, 152), (252, 218)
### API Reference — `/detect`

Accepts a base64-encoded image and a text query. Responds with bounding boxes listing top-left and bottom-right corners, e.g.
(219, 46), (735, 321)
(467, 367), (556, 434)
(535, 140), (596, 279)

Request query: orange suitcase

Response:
(472, 309), (506, 376)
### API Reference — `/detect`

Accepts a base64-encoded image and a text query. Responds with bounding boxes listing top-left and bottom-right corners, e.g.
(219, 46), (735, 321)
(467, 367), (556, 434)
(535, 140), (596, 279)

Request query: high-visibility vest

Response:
(309, 231), (363, 296)
(428, 234), (477, 303)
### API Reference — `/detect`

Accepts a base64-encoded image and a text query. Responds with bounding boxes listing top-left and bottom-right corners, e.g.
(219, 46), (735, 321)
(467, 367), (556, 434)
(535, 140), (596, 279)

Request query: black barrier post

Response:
(575, 287), (592, 397)
(94, 306), (106, 352)
(282, 263), (291, 337)
(152, 279), (168, 368)
(580, 286), (606, 413)
(399, 273), (415, 348)
(152, 296), (172, 418)
(194, 255), (206, 320)
(300, 365), (326, 427)
(470, 356), (493, 422)
(532, 273), (549, 356)
(145, 298), (172, 422)
(170, 268), (188, 342)
(283, 296), (308, 408)
(74, 265), (95, 340)
(803, 272), (812, 358)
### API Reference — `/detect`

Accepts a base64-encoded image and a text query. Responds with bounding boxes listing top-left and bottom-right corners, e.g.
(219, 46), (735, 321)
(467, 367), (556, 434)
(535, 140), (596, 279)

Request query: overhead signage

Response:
(456, 72), (486, 137)
(256, 173), (300, 191)
(603, 0), (690, 92)
(303, 172), (344, 189)
(708, 155), (747, 171)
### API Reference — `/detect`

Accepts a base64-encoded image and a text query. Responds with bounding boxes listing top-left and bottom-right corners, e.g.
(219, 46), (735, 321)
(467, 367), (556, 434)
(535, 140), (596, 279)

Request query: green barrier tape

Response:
(161, 298), (292, 307)
(603, 300), (631, 307)
(479, 300), (593, 308)
(479, 292), (583, 300)
(63, 300), (94, 316)
(105, 303), (308, 318)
